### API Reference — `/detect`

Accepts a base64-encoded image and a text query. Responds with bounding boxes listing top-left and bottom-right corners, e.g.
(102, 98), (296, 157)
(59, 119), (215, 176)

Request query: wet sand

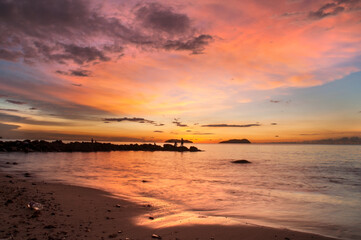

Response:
(0, 172), (340, 240)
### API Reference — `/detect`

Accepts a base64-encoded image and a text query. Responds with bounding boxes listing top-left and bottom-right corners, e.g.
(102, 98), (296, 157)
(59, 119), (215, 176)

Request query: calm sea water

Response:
(1, 144), (360, 240)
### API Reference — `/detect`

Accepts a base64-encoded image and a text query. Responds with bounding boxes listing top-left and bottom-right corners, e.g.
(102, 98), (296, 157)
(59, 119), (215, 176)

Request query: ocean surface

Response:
(1, 143), (360, 240)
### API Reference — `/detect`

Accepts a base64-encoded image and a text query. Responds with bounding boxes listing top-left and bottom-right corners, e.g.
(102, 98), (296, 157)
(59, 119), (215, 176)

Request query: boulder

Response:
(231, 159), (251, 164)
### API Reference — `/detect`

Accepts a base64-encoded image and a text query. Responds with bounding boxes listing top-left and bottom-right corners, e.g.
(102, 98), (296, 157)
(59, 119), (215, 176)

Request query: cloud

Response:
(202, 123), (261, 128)
(270, 100), (281, 103)
(72, 83), (83, 87)
(104, 117), (164, 126)
(164, 35), (214, 54)
(271, 123), (278, 125)
(0, 112), (73, 126)
(0, 122), (20, 133)
(191, 132), (214, 135)
(0, 0), (213, 67)
(172, 118), (188, 127)
(135, 3), (190, 34)
(56, 69), (91, 77)
(308, 0), (360, 19)
(154, 130), (163, 133)
(6, 99), (27, 105)
(0, 108), (19, 112)
(29, 107), (37, 110)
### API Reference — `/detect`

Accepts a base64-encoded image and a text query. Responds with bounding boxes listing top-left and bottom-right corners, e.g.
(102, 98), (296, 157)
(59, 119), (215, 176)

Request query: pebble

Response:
(152, 234), (162, 239)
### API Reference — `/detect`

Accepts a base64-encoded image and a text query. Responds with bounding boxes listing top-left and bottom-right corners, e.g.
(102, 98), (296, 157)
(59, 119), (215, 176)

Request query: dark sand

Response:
(0, 172), (340, 240)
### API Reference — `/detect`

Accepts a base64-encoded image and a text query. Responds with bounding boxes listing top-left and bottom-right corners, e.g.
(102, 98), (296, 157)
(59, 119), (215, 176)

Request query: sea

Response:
(1, 143), (360, 240)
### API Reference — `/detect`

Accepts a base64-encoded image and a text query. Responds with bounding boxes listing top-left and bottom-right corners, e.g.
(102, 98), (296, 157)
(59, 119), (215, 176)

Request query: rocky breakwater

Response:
(0, 140), (201, 153)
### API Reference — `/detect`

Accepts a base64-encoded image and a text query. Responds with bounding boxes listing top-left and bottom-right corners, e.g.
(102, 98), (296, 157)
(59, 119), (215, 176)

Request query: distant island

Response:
(0, 140), (201, 153)
(165, 139), (193, 143)
(300, 137), (361, 145)
(219, 139), (251, 144)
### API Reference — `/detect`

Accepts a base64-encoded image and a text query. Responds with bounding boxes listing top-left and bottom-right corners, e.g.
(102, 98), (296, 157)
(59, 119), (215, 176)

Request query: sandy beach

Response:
(0, 170), (340, 240)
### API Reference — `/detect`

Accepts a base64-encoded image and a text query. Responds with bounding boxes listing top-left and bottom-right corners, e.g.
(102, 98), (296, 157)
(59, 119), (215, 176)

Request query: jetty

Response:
(0, 140), (201, 153)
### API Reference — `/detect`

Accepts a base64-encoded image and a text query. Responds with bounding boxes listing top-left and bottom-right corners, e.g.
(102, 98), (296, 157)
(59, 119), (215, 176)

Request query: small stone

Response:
(108, 233), (117, 238)
(149, 216), (154, 220)
(24, 173), (31, 177)
(44, 225), (56, 229)
(152, 234), (162, 239)
(118, 230), (122, 233)
(115, 204), (121, 208)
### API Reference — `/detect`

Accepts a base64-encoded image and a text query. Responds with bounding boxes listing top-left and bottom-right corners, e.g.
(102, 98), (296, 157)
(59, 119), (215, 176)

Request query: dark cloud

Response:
(271, 123), (278, 125)
(6, 99), (26, 105)
(29, 107), (37, 110)
(0, 49), (23, 61)
(0, 112), (73, 126)
(70, 69), (91, 77)
(0, 108), (19, 112)
(0, 0), (213, 66)
(299, 133), (320, 136)
(270, 100), (281, 103)
(104, 117), (164, 126)
(202, 123), (261, 128)
(0, 122), (20, 134)
(308, 0), (360, 19)
(164, 35), (214, 54)
(172, 118), (188, 127)
(59, 44), (110, 65)
(56, 69), (91, 77)
(72, 83), (83, 87)
(154, 130), (163, 133)
(135, 3), (190, 34)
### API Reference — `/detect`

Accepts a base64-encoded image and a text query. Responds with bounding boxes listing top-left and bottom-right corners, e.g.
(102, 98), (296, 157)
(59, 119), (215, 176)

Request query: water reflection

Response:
(1, 144), (360, 239)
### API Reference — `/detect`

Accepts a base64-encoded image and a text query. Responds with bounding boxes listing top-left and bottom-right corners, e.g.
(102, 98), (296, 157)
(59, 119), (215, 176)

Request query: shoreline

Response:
(0, 171), (341, 240)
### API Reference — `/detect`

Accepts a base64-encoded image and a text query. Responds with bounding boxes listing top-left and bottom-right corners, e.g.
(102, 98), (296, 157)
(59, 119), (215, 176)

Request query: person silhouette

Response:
(181, 138), (184, 146)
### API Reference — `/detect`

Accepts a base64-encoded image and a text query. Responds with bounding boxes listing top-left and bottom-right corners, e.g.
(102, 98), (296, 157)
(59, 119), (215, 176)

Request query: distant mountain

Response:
(165, 139), (193, 143)
(301, 137), (361, 145)
(219, 139), (251, 144)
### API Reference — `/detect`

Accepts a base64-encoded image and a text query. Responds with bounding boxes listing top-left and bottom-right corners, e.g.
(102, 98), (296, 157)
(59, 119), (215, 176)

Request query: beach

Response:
(0, 172), (339, 240)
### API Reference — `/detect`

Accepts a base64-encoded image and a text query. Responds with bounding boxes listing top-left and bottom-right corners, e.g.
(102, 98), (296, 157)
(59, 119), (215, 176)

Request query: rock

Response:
(152, 234), (162, 239)
(149, 216), (154, 220)
(189, 146), (200, 152)
(5, 199), (13, 206)
(44, 225), (56, 229)
(231, 160), (251, 164)
(108, 233), (117, 238)
(24, 173), (31, 177)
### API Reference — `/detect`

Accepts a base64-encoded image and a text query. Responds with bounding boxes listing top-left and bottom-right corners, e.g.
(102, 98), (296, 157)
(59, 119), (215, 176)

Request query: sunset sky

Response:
(0, 0), (360, 143)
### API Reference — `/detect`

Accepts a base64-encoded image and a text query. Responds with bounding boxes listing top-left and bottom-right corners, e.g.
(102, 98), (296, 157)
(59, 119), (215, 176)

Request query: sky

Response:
(0, 0), (360, 143)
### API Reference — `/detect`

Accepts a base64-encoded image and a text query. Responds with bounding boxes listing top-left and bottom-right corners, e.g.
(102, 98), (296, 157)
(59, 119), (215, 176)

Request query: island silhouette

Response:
(219, 139), (251, 144)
